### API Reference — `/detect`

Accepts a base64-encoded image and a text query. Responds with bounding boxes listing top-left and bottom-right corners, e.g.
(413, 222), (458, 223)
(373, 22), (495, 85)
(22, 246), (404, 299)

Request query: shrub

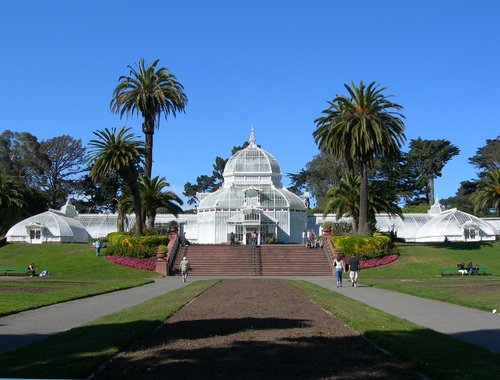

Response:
(322, 221), (334, 229)
(330, 222), (352, 236)
(332, 234), (398, 260)
(157, 244), (168, 254)
(106, 233), (169, 258)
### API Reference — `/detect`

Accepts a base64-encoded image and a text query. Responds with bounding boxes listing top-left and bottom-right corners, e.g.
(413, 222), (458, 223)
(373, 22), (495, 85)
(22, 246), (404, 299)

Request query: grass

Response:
(0, 279), (219, 379)
(290, 280), (500, 380)
(360, 241), (500, 311)
(0, 243), (158, 316)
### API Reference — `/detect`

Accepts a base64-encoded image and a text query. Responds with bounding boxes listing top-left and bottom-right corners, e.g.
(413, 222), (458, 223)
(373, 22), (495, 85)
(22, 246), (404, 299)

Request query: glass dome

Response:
(415, 209), (496, 242)
(222, 128), (283, 187)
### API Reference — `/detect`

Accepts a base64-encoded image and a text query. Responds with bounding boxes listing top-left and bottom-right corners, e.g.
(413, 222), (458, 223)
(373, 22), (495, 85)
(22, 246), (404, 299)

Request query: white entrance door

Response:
(29, 229), (42, 244)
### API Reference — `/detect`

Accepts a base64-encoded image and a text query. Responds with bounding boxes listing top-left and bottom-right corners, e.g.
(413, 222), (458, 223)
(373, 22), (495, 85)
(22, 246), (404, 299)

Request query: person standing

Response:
(333, 255), (344, 287)
(230, 231), (235, 245)
(95, 240), (102, 257)
(180, 256), (190, 283)
(349, 253), (360, 287)
(251, 230), (258, 248)
(302, 230), (307, 246)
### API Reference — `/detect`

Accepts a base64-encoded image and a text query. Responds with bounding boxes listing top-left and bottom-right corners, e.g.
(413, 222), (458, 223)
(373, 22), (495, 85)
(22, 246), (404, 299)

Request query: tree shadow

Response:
(94, 318), (421, 380)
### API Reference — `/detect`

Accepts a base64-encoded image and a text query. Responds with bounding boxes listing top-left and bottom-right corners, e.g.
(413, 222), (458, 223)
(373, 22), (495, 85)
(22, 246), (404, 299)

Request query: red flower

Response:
(106, 256), (156, 271)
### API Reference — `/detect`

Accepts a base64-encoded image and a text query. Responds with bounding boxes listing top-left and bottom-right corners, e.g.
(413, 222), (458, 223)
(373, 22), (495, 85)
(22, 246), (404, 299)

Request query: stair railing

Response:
(322, 235), (336, 276)
(167, 237), (180, 276)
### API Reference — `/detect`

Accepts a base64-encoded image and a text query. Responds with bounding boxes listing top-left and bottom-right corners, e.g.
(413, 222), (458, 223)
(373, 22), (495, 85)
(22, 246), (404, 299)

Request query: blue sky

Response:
(1, 0), (498, 206)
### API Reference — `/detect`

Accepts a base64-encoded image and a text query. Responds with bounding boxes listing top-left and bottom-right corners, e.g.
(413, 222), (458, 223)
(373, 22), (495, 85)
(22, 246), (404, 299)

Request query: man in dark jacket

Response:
(349, 254), (360, 287)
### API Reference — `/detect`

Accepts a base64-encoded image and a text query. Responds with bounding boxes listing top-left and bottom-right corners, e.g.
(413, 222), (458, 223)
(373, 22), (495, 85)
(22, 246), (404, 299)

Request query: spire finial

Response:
(249, 125), (256, 146)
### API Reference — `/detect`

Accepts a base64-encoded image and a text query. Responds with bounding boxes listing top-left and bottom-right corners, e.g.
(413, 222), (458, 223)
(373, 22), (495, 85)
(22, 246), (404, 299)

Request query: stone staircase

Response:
(260, 245), (333, 276)
(172, 244), (332, 277)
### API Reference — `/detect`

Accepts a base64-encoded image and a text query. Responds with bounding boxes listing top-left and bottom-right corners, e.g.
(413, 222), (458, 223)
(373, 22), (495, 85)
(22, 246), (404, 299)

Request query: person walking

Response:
(94, 240), (102, 257)
(179, 256), (190, 283)
(333, 255), (344, 287)
(349, 253), (360, 287)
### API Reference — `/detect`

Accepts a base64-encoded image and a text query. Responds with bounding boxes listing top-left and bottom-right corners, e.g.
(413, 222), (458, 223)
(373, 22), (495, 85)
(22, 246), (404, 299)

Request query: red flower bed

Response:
(359, 254), (399, 269)
(106, 256), (156, 271)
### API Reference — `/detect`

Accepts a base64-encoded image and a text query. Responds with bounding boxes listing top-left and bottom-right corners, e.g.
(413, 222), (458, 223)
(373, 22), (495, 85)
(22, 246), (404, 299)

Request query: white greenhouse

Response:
(6, 200), (91, 244)
(188, 129), (307, 244)
(4, 130), (499, 245)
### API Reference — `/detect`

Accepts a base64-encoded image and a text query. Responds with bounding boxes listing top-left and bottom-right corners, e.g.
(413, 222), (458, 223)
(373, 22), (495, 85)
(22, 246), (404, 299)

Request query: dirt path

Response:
(95, 279), (421, 379)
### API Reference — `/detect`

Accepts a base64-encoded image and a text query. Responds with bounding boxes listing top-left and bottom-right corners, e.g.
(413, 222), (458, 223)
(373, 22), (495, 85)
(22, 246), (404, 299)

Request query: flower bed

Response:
(359, 254), (398, 269)
(106, 256), (156, 271)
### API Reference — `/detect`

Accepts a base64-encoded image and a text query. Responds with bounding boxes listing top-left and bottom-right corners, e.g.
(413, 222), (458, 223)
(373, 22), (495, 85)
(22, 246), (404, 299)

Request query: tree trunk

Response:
(117, 208), (124, 232)
(132, 187), (143, 236)
(122, 170), (143, 236)
(142, 115), (155, 180)
(358, 163), (368, 235)
(428, 177), (435, 205)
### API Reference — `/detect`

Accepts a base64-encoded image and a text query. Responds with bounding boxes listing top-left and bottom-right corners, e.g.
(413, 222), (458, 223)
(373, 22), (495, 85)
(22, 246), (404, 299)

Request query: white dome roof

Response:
(6, 210), (91, 243)
(222, 128), (282, 187)
(416, 209), (496, 241)
(198, 128), (305, 211)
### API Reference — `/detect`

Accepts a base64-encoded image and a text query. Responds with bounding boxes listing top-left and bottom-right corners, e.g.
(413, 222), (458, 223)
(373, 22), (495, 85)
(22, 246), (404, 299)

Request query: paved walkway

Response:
(1, 276), (499, 355)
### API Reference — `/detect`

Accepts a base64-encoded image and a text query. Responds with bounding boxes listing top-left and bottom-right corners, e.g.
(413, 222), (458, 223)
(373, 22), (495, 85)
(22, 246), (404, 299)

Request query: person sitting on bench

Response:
(27, 263), (36, 277)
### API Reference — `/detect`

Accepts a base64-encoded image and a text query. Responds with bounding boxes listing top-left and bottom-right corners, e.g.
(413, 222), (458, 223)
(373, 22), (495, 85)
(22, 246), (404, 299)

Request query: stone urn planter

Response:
(156, 244), (168, 259)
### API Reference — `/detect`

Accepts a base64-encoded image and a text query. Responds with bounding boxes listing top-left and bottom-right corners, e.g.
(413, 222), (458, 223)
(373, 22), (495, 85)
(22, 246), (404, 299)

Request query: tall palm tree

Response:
(471, 168), (500, 216)
(314, 81), (406, 235)
(0, 174), (25, 208)
(111, 58), (187, 180)
(87, 127), (145, 236)
(140, 176), (183, 229)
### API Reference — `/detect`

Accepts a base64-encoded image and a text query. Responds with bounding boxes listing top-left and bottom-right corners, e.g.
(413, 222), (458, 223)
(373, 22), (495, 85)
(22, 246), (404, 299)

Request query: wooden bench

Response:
(0, 267), (28, 276)
(438, 267), (489, 276)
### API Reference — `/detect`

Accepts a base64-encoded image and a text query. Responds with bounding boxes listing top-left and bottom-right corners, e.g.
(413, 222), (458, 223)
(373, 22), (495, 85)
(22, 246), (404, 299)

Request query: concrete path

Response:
(1, 276), (499, 355)
(307, 277), (500, 353)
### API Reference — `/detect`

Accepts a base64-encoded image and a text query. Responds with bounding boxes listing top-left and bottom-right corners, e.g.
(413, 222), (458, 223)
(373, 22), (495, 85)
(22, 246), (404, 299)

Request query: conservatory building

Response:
(186, 129), (307, 244)
(5, 130), (498, 245)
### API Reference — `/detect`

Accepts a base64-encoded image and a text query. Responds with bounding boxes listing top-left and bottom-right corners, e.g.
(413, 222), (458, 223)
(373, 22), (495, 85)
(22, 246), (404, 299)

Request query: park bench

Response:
(0, 267), (28, 276)
(438, 267), (489, 276)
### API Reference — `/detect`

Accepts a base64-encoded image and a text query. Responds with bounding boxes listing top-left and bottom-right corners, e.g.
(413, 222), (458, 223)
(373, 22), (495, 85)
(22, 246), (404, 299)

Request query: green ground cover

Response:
(0, 243), (156, 316)
(0, 280), (219, 379)
(290, 280), (500, 380)
(359, 241), (500, 311)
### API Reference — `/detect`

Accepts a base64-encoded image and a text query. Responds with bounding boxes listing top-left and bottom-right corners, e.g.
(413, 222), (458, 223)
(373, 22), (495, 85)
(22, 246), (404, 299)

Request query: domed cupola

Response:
(222, 128), (283, 187)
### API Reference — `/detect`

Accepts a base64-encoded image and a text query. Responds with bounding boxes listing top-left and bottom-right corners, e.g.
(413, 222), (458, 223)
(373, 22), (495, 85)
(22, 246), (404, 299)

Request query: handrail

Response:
(166, 236), (179, 276)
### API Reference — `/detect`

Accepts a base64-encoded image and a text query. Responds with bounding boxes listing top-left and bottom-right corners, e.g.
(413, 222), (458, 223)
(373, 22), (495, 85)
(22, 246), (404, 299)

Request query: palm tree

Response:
(0, 174), (25, 208)
(323, 173), (360, 232)
(111, 58), (187, 180)
(471, 168), (500, 216)
(87, 127), (145, 236)
(140, 176), (183, 229)
(314, 81), (406, 235)
(113, 194), (134, 232)
(323, 173), (402, 232)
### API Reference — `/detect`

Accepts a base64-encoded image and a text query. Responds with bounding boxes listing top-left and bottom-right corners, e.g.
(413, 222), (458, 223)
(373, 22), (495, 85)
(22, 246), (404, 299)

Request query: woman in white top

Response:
(333, 256), (344, 287)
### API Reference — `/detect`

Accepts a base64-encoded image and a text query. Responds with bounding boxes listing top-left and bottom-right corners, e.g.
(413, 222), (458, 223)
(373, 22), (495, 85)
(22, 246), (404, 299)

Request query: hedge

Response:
(332, 233), (398, 260)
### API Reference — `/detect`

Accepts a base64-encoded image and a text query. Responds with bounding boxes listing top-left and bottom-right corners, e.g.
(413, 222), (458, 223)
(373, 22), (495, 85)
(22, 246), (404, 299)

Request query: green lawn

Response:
(0, 243), (157, 316)
(361, 241), (500, 311)
(290, 280), (500, 380)
(0, 280), (219, 379)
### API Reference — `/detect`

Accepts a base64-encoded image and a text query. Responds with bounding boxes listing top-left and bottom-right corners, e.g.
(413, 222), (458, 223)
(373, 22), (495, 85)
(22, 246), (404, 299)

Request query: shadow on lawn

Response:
(0, 319), (423, 380)
(403, 242), (494, 251)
